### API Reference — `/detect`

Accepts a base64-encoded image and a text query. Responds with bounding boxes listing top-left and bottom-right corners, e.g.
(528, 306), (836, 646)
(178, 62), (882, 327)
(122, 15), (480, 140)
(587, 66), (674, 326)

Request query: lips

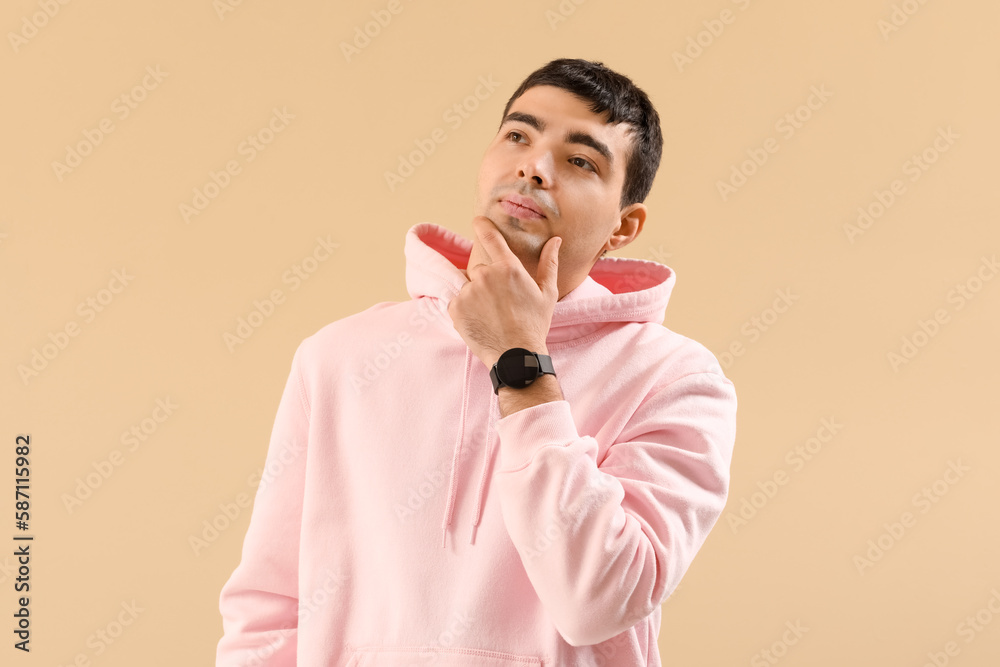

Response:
(500, 193), (546, 219)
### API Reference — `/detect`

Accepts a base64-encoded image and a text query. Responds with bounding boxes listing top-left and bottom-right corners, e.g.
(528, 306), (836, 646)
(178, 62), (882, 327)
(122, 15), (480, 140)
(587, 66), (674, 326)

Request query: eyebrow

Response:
(500, 111), (614, 171)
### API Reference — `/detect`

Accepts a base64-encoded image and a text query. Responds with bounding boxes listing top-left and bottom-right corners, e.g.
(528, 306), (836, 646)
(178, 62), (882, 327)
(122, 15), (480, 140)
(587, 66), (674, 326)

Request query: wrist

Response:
(497, 373), (563, 417)
(486, 343), (547, 368)
(489, 346), (555, 395)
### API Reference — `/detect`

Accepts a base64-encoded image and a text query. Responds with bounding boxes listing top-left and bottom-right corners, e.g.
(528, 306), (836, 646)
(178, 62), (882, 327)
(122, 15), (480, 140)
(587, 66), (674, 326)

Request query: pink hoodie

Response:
(216, 223), (738, 666)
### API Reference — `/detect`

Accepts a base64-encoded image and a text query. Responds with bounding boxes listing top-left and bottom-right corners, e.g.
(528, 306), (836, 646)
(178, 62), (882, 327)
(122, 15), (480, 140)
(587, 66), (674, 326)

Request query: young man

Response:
(216, 58), (737, 666)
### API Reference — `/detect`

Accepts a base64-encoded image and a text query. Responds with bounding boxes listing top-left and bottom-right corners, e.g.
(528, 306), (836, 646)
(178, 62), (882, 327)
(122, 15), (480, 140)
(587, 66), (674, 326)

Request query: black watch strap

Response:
(536, 354), (555, 376)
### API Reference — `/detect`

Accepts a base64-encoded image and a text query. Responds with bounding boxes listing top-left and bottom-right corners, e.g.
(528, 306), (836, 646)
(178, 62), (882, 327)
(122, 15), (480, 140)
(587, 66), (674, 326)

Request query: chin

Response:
(509, 232), (546, 259)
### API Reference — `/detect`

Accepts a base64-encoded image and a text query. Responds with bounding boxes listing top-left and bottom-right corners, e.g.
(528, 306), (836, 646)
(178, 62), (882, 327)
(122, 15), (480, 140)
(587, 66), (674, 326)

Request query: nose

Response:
(517, 147), (554, 187)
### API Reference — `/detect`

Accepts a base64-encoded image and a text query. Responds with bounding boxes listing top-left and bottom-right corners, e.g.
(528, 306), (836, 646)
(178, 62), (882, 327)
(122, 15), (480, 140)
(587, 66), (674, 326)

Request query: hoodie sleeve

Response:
(216, 343), (311, 666)
(492, 368), (737, 647)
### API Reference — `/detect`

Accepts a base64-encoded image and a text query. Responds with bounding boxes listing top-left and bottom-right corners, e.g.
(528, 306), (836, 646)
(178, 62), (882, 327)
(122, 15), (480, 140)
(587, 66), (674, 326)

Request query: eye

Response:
(506, 130), (526, 143)
(570, 156), (596, 172)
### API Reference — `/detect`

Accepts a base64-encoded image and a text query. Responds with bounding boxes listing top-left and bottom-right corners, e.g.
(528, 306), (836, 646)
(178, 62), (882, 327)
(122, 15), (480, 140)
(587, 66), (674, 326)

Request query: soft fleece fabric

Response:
(216, 222), (738, 666)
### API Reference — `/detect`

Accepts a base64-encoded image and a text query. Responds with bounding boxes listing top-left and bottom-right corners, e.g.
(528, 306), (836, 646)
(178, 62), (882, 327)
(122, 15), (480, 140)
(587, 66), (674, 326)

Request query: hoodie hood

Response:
(402, 222), (678, 547)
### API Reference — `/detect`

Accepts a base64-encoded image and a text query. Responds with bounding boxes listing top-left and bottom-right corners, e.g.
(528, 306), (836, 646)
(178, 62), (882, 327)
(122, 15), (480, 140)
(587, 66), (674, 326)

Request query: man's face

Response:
(473, 84), (646, 297)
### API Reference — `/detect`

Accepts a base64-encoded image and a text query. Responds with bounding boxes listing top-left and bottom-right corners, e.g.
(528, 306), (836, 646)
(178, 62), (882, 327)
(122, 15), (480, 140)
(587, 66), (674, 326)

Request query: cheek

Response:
(578, 230), (611, 261)
(559, 240), (595, 267)
(475, 171), (493, 209)
(567, 189), (613, 223)
(478, 159), (502, 196)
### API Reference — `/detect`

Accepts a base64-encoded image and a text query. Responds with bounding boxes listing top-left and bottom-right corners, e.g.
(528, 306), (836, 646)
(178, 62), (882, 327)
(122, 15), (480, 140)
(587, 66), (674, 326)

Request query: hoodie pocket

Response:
(345, 645), (544, 667)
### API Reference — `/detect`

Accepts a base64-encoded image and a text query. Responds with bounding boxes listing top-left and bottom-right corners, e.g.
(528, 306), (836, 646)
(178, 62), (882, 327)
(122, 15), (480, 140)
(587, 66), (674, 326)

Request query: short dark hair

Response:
(499, 58), (663, 210)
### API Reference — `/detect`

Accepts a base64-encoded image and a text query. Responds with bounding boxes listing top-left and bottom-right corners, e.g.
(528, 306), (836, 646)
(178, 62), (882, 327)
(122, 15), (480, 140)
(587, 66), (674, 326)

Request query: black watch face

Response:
(497, 348), (539, 388)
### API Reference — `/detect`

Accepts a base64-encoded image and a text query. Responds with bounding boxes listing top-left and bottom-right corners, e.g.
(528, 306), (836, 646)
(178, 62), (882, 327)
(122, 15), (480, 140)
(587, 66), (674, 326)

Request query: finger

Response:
(536, 236), (561, 297)
(471, 216), (517, 263)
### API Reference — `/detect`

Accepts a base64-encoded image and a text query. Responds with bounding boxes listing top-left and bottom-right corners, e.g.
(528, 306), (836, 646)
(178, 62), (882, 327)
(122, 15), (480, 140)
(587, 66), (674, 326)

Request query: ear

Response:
(603, 203), (647, 254)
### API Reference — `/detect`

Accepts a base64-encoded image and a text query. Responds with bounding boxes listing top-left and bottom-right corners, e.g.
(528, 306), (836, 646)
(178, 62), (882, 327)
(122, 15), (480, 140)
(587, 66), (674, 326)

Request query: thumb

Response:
(538, 236), (561, 297)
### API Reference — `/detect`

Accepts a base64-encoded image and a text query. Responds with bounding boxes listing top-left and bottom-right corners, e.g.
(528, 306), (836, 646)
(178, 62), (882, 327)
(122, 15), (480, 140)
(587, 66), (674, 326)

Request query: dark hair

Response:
(499, 58), (663, 210)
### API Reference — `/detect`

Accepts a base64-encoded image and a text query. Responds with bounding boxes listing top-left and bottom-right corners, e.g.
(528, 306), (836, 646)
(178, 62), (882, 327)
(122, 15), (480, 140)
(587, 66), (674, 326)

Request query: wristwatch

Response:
(489, 347), (556, 394)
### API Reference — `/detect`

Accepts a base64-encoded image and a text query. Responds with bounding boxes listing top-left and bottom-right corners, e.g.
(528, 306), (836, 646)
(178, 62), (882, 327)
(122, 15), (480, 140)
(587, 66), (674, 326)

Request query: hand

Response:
(447, 216), (561, 368)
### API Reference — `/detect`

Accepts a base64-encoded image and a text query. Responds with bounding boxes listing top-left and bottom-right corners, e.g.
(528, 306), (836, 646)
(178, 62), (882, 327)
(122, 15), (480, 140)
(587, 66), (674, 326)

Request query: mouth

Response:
(499, 193), (546, 220)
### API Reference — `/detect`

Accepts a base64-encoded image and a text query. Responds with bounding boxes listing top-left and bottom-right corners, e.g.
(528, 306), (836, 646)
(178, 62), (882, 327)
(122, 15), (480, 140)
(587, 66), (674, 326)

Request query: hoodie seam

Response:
(620, 371), (733, 432)
(496, 440), (577, 475)
(658, 370), (735, 393)
(545, 322), (618, 349)
(550, 304), (663, 329)
(424, 266), (464, 292)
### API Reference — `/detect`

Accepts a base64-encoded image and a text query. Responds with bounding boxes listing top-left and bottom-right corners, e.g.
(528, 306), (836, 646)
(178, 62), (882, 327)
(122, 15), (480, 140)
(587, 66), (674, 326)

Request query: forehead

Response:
(506, 85), (632, 161)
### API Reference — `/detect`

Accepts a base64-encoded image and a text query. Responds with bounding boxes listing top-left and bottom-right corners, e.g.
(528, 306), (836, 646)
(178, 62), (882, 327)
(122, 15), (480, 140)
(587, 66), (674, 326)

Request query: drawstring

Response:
(468, 390), (499, 545)
(440, 346), (500, 547)
(441, 347), (473, 548)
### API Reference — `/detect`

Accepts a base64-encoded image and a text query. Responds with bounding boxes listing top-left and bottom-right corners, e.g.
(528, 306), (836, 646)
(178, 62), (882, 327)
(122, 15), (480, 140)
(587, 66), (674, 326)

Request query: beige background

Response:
(2, 0), (999, 664)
